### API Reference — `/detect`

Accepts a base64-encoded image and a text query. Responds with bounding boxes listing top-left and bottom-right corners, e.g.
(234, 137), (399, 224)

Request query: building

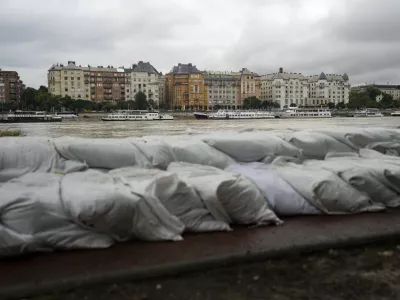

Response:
(261, 68), (350, 108)
(166, 63), (207, 110)
(48, 61), (126, 102)
(158, 74), (167, 107)
(204, 71), (241, 109)
(261, 68), (309, 108)
(308, 72), (350, 106)
(352, 84), (400, 101)
(125, 61), (160, 106)
(237, 68), (261, 104)
(0, 69), (21, 104)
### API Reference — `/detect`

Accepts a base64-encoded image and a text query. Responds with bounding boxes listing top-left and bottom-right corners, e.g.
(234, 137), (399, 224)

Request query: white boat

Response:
(280, 106), (331, 118)
(353, 109), (383, 117)
(56, 112), (78, 120)
(391, 111), (400, 117)
(204, 110), (275, 120)
(101, 110), (174, 121)
(0, 111), (62, 123)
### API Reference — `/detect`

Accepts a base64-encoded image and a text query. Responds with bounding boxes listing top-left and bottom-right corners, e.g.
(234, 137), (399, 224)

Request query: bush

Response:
(0, 129), (23, 137)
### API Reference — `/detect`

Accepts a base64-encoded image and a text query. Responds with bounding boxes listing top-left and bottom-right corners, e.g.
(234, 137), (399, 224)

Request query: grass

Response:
(0, 129), (23, 137)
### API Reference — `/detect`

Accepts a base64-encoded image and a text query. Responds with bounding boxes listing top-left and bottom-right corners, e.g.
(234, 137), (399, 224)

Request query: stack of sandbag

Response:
(201, 131), (302, 163)
(0, 137), (87, 183)
(269, 160), (384, 214)
(303, 157), (400, 208)
(110, 167), (231, 232)
(225, 163), (322, 216)
(167, 162), (282, 225)
(143, 135), (236, 169)
(61, 170), (184, 242)
(0, 173), (114, 257)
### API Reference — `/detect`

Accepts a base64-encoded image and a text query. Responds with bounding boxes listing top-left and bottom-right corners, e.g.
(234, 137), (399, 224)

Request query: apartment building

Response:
(261, 68), (350, 108)
(352, 84), (400, 101)
(205, 71), (241, 109)
(166, 63), (207, 110)
(158, 74), (167, 106)
(235, 68), (261, 104)
(125, 61), (160, 105)
(48, 61), (126, 101)
(0, 69), (21, 104)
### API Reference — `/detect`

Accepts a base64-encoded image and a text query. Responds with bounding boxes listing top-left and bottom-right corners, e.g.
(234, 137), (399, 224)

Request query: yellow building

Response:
(166, 63), (207, 110)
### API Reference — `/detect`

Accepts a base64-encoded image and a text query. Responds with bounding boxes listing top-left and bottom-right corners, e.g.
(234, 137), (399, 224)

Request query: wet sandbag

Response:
(0, 137), (87, 183)
(271, 162), (384, 214)
(304, 159), (400, 208)
(365, 141), (400, 157)
(168, 162), (282, 226)
(202, 132), (302, 162)
(131, 139), (177, 170)
(61, 170), (184, 242)
(0, 173), (114, 256)
(111, 167), (231, 232)
(54, 137), (151, 169)
(284, 131), (356, 159)
(226, 163), (322, 216)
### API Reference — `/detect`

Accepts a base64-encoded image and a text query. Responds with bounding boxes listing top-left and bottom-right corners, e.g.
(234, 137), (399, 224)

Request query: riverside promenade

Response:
(1, 211), (400, 299)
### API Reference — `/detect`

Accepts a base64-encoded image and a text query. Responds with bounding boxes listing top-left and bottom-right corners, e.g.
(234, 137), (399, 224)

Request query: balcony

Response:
(104, 95), (113, 100)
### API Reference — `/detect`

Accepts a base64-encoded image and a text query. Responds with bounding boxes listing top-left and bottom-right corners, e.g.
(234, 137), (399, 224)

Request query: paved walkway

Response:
(1, 211), (400, 299)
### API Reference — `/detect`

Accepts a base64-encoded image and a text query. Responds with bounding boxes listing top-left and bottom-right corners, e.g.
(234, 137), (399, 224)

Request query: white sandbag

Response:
(202, 132), (302, 162)
(131, 139), (177, 170)
(304, 159), (400, 208)
(54, 137), (151, 169)
(325, 152), (360, 159)
(226, 163), (322, 216)
(365, 141), (400, 157)
(168, 162), (282, 225)
(271, 162), (384, 214)
(0, 173), (114, 255)
(319, 128), (400, 149)
(285, 131), (356, 159)
(61, 170), (184, 242)
(0, 137), (87, 183)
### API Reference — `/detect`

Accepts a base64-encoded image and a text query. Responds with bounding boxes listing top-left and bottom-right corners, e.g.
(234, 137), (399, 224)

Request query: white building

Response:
(205, 71), (241, 110)
(125, 61), (160, 106)
(261, 68), (350, 108)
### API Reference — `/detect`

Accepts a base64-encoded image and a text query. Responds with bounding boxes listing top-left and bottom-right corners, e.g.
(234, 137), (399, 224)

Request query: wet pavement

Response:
(1, 212), (400, 299)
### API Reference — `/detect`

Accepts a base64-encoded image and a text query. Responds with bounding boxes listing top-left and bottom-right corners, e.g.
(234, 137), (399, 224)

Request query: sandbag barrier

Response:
(1, 127), (400, 257)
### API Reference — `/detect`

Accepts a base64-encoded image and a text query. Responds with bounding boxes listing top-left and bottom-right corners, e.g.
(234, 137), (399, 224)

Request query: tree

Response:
(327, 102), (335, 109)
(148, 99), (156, 109)
(243, 97), (261, 109)
(289, 103), (297, 107)
(366, 86), (381, 101)
(134, 91), (149, 110)
(336, 102), (346, 109)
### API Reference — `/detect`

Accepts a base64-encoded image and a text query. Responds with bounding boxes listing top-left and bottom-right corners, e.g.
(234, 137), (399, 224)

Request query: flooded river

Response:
(1, 117), (399, 138)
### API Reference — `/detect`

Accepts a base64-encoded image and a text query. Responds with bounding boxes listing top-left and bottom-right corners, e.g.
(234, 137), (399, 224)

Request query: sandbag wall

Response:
(1, 127), (400, 257)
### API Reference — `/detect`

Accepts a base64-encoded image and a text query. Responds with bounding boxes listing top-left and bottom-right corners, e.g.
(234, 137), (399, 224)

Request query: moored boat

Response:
(56, 111), (78, 120)
(280, 106), (331, 118)
(0, 111), (62, 123)
(101, 110), (174, 121)
(194, 112), (209, 120)
(353, 109), (384, 117)
(391, 111), (400, 117)
(194, 110), (275, 120)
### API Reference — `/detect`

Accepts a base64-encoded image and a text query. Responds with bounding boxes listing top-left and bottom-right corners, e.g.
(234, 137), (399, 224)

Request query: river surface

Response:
(1, 117), (399, 138)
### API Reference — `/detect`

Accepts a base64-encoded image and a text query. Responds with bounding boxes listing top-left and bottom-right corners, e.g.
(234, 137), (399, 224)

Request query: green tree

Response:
(327, 102), (335, 109)
(243, 97), (261, 109)
(289, 103), (297, 108)
(366, 86), (381, 101)
(134, 91), (149, 110)
(148, 99), (156, 109)
(379, 93), (394, 109)
(336, 102), (346, 109)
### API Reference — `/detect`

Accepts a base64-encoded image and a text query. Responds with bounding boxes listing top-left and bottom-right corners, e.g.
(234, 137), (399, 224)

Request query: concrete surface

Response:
(1, 211), (400, 299)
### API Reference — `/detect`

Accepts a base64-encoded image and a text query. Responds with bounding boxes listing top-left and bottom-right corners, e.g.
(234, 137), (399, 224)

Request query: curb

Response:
(1, 229), (400, 300)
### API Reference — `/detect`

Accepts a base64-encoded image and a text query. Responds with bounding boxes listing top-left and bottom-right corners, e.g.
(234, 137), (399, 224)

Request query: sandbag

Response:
(0, 173), (114, 256)
(226, 163), (322, 216)
(168, 162), (282, 225)
(284, 131), (356, 159)
(54, 137), (151, 169)
(132, 139), (177, 170)
(0, 137), (87, 183)
(111, 167), (231, 232)
(365, 141), (400, 157)
(271, 162), (384, 214)
(202, 132), (302, 162)
(304, 159), (400, 208)
(61, 170), (184, 242)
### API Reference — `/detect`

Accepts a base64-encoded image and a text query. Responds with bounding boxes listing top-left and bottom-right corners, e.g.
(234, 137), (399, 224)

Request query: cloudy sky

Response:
(0, 0), (399, 88)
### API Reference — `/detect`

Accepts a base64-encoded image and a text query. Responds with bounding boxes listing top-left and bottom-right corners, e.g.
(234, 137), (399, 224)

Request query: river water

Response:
(1, 117), (399, 138)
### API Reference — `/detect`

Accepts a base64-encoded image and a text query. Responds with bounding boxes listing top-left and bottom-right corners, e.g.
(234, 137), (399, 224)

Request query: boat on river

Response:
(352, 109), (384, 117)
(194, 110), (275, 120)
(279, 106), (332, 118)
(55, 111), (78, 120)
(101, 110), (174, 121)
(391, 111), (400, 117)
(0, 111), (62, 123)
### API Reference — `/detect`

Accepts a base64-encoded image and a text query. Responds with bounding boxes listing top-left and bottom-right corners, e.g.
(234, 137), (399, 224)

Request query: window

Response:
(71, 77), (74, 80)
(65, 88), (68, 92)
(64, 77), (68, 80)
(77, 77), (80, 80)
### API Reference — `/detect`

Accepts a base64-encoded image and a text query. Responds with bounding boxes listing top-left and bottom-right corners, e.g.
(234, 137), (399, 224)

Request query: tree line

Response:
(0, 86), (156, 113)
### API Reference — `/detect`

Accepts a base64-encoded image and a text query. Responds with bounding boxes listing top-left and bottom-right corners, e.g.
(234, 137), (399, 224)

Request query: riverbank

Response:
(24, 241), (400, 300)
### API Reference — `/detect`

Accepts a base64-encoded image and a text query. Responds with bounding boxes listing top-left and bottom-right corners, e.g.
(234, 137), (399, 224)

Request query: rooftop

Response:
(169, 63), (203, 75)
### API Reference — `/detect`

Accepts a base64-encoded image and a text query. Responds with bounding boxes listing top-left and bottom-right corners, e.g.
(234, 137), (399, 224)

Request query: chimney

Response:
(178, 63), (181, 66)
(68, 61), (76, 65)
(188, 63), (192, 67)
(279, 67), (283, 73)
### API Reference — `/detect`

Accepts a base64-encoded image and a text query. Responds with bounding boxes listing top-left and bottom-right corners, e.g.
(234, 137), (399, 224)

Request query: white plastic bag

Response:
(202, 132), (302, 162)
(168, 162), (282, 225)
(61, 170), (184, 242)
(0, 137), (87, 183)
(226, 163), (322, 216)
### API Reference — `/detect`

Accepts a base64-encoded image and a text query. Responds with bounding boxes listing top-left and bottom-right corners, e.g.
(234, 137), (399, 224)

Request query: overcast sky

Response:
(0, 0), (399, 88)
